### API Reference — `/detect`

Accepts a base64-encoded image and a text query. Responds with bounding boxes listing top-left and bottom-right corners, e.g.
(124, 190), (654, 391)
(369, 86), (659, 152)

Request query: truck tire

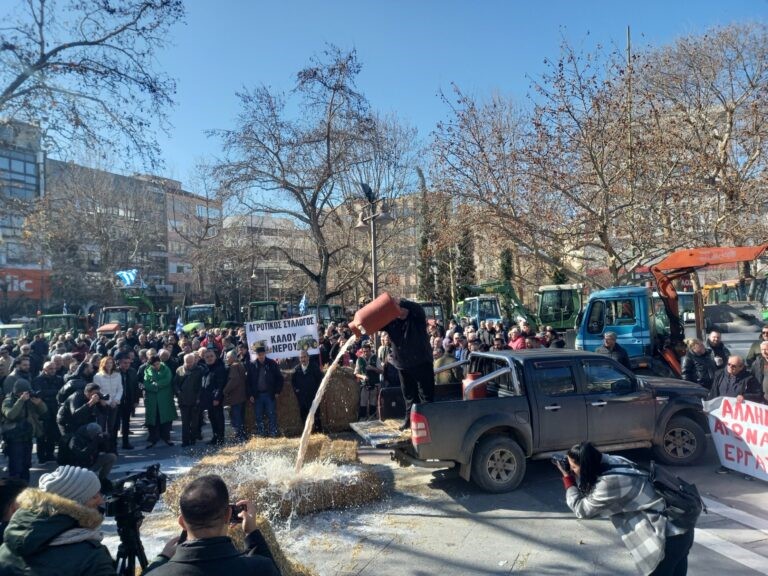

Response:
(653, 416), (706, 466)
(470, 435), (526, 493)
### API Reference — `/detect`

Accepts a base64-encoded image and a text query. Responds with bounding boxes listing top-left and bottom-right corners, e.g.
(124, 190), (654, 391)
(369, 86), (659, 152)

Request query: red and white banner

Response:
(703, 397), (768, 481)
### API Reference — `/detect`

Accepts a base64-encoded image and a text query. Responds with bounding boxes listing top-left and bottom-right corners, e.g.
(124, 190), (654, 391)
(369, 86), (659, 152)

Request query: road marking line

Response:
(695, 529), (768, 574)
(703, 497), (768, 535)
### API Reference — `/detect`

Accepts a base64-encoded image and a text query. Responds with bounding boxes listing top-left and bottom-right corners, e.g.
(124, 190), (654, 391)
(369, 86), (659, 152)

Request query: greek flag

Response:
(115, 269), (138, 286)
(62, 302), (68, 314)
(175, 316), (184, 335)
(299, 293), (307, 315)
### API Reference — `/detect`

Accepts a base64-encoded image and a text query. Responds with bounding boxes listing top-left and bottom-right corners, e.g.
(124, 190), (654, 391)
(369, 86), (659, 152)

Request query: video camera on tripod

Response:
(105, 463), (166, 517)
(105, 464), (167, 576)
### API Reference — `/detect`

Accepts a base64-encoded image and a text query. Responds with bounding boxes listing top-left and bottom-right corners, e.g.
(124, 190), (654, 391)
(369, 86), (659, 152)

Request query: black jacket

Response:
(56, 391), (108, 435)
(595, 343), (631, 369)
(381, 299), (432, 370)
(707, 368), (762, 401)
(118, 367), (140, 406)
(750, 357), (768, 403)
(144, 531), (279, 576)
(200, 359), (226, 406)
(681, 351), (716, 390)
(174, 364), (205, 407)
(32, 373), (64, 412)
(246, 358), (284, 399)
(292, 362), (322, 407)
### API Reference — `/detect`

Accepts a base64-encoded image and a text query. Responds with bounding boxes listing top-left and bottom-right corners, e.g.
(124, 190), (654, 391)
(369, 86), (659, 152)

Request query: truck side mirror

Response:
(611, 378), (634, 395)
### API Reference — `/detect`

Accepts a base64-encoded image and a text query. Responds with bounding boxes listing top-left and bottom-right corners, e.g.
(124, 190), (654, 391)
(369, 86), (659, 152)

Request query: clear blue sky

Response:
(160, 0), (768, 181)
(95, 1), (768, 182)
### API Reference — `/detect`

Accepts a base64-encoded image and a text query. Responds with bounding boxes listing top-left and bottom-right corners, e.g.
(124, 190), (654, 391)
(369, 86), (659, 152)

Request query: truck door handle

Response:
(544, 404), (561, 411)
(590, 401), (607, 407)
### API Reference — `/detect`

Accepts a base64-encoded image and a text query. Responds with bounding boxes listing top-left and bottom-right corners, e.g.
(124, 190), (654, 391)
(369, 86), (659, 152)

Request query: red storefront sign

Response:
(0, 268), (52, 299)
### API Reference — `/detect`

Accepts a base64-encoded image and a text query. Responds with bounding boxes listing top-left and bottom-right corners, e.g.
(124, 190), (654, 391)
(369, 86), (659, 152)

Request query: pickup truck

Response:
(354, 349), (709, 493)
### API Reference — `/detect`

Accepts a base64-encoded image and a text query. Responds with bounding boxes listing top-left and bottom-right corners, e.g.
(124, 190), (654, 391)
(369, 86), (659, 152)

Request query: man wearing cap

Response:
(2, 380), (47, 482)
(246, 345), (283, 438)
(0, 465), (116, 575)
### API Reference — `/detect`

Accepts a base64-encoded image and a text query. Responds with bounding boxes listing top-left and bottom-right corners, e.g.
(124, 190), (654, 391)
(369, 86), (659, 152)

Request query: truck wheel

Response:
(653, 416), (706, 466)
(471, 436), (526, 493)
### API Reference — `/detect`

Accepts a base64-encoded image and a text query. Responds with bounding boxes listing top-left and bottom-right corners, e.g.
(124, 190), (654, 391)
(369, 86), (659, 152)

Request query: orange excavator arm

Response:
(650, 243), (768, 344)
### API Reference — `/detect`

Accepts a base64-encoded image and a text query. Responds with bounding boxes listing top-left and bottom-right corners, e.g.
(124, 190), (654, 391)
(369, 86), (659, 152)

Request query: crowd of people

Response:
(0, 325), (327, 485)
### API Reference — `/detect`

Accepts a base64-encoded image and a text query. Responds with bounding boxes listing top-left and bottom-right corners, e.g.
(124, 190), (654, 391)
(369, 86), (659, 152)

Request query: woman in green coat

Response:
(143, 357), (177, 447)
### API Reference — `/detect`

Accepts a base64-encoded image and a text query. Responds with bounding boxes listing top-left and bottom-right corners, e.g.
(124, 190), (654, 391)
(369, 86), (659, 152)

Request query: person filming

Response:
(555, 442), (694, 576)
(145, 474), (279, 575)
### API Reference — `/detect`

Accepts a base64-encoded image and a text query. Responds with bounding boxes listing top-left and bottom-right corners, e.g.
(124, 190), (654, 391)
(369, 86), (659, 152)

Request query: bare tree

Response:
(0, 0), (183, 168)
(25, 160), (166, 306)
(213, 46), (417, 304)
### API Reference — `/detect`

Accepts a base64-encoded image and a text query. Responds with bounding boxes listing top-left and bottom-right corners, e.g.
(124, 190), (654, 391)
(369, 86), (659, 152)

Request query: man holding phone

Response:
(144, 474), (279, 575)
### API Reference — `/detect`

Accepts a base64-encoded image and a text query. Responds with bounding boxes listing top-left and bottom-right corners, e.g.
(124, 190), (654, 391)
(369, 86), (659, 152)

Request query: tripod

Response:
(114, 508), (149, 576)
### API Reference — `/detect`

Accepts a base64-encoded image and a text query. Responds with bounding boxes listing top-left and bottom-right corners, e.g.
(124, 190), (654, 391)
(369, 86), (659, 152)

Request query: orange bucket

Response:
(350, 293), (401, 338)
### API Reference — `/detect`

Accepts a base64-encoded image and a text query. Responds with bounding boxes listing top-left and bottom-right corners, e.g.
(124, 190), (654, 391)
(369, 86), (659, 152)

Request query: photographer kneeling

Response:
(0, 465), (115, 575)
(555, 442), (694, 576)
(58, 422), (117, 491)
(144, 474), (280, 575)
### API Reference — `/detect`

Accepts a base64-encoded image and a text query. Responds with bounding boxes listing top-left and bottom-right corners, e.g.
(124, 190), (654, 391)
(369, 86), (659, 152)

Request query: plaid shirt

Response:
(565, 455), (684, 575)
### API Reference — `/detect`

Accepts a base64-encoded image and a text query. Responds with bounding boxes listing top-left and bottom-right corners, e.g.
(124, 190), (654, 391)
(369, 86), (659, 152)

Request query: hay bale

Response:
(319, 366), (359, 432)
(275, 370), (304, 436)
(228, 516), (318, 576)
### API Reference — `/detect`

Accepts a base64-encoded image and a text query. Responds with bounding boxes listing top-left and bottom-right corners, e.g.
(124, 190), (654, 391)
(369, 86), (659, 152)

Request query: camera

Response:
(229, 503), (246, 523)
(105, 463), (167, 517)
(551, 454), (569, 471)
(98, 393), (111, 402)
(27, 390), (40, 399)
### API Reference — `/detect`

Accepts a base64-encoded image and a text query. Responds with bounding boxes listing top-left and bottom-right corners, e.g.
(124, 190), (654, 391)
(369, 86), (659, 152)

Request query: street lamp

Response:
(354, 183), (394, 303)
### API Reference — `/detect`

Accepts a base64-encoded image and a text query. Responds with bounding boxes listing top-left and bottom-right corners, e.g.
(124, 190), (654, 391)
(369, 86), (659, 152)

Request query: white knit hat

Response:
(39, 465), (101, 504)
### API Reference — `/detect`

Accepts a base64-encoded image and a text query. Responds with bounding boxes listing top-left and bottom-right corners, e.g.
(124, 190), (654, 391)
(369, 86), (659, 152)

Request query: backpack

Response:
(603, 460), (706, 531)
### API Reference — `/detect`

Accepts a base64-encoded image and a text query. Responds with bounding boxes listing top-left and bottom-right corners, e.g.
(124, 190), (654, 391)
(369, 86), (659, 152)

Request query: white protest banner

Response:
(245, 315), (319, 361)
(703, 396), (768, 481)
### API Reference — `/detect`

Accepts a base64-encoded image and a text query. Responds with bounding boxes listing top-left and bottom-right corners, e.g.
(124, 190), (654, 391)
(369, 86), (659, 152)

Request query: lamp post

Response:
(354, 183), (394, 304)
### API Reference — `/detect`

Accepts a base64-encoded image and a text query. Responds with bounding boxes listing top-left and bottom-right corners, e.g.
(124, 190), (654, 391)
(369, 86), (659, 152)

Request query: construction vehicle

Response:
(703, 276), (768, 321)
(456, 281), (538, 328)
(247, 300), (280, 323)
(536, 284), (583, 330)
(576, 244), (768, 377)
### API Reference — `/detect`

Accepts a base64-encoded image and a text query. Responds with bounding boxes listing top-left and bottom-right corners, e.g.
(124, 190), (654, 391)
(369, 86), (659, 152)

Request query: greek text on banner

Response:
(245, 315), (319, 361)
(703, 396), (768, 481)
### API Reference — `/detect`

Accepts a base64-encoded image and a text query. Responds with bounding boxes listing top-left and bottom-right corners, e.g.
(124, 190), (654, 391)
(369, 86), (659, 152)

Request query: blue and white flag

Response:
(62, 302), (68, 314)
(115, 269), (138, 286)
(175, 316), (184, 335)
(299, 293), (307, 315)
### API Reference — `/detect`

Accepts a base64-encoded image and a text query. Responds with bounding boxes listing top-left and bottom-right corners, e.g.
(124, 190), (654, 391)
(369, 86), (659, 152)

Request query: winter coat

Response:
(292, 361), (323, 407)
(246, 357), (284, 399)
(707, 368), (762, 402)
(56, 391), (108, 435)
(595, 343), (631, 369)
(173, 364), (205, 407)
(707, 341), (731, 368)
(200, 359), (227, 406)
(223, 361), (248, 407)
(381, 299), (433, 370)
(3, 369), (33, 397)
(751, 356), (768, 403)
(92, 372), (122, 405)
(143, 363), (177, 426)
(747, 338), (768, 367)
(143, 532), (279, 576)
(565, 454), (684, 576)
(118, 366), (140, 406)
(2, 394), (47, 441)
(32, 373), (64, 413)
(681, 350), (716, 390)
(0, 488), (114, 576)
(56, 377), (87, 405)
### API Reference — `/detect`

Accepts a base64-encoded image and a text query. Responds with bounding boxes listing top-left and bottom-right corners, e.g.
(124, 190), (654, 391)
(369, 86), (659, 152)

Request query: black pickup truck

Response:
(353, 349), (709, 493)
